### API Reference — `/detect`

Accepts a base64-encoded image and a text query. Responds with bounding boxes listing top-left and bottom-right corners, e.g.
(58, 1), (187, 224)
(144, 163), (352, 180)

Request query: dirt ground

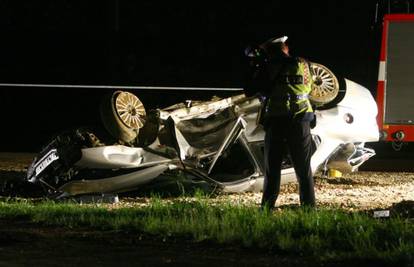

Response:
(0, 218), (397, 267)
(0, 218), (300, 267)
(0, 153), (413, 266)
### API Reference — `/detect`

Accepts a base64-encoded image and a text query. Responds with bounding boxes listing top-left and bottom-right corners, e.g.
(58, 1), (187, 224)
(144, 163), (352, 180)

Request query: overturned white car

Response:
(26, 63), (379, 198)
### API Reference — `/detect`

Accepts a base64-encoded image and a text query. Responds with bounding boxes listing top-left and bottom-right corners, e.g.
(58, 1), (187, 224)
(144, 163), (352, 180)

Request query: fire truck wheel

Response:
(309, 62), (340, 106)
(100, 91), (146, 143)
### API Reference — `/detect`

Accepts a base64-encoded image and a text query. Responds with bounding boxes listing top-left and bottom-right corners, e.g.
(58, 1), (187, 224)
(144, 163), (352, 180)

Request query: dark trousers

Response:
(261, 116), (315, 208)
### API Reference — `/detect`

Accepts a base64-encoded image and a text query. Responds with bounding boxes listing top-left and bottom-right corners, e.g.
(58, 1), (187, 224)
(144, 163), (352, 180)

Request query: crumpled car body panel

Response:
(27, 77), (379, 198)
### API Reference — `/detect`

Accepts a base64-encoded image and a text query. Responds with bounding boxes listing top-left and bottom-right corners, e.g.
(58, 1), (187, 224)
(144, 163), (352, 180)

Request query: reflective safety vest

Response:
(266, 57), (313, 118)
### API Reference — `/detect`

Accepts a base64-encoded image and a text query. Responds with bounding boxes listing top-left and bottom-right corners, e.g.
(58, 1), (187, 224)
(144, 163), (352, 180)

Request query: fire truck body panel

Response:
(377, 14), (414, 141)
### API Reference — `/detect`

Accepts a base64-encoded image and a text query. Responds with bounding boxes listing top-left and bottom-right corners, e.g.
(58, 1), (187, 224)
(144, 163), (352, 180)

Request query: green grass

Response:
(0, 196), (413, 265)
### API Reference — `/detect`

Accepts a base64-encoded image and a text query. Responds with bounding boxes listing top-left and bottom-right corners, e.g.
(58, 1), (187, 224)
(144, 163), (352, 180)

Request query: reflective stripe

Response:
(295, 94), (309, 100)
(378, 61), (386, 81)
(277, 75), (304, 84)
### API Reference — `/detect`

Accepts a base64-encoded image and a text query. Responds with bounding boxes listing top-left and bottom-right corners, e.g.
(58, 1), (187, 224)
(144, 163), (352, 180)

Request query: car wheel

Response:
(309, 62), (340, 106)
(100, 91), (146, 143)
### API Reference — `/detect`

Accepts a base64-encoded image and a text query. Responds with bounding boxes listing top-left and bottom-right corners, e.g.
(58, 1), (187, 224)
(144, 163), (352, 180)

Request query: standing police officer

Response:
(244, 36), (316, 209)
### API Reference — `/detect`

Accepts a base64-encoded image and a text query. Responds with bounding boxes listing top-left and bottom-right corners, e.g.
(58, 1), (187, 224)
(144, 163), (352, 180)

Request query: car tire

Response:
(309, 62), (340, 106)
(100, 91), (146, 143)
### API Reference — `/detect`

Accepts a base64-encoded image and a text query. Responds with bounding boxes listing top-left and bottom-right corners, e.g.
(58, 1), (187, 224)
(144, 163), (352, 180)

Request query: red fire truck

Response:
(376, 13), (414, 142)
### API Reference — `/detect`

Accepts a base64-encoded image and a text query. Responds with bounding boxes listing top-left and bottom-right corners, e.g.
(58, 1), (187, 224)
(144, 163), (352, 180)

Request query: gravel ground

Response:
(0, 153), (413, 212)
(0, 153), (35, 172)
(109, 172), (414, 213)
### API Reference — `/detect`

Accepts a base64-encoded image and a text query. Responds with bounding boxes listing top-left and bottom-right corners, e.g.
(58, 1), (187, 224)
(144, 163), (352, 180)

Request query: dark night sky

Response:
(0, 0), (384, 87)
(0, 0), (408, 151)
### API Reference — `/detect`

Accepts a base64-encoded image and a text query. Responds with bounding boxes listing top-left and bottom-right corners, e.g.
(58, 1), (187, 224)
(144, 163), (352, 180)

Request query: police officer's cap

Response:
(259, 35), (288, 59)
(270, 36), (288, 44)
(261, 36), (288, 47)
